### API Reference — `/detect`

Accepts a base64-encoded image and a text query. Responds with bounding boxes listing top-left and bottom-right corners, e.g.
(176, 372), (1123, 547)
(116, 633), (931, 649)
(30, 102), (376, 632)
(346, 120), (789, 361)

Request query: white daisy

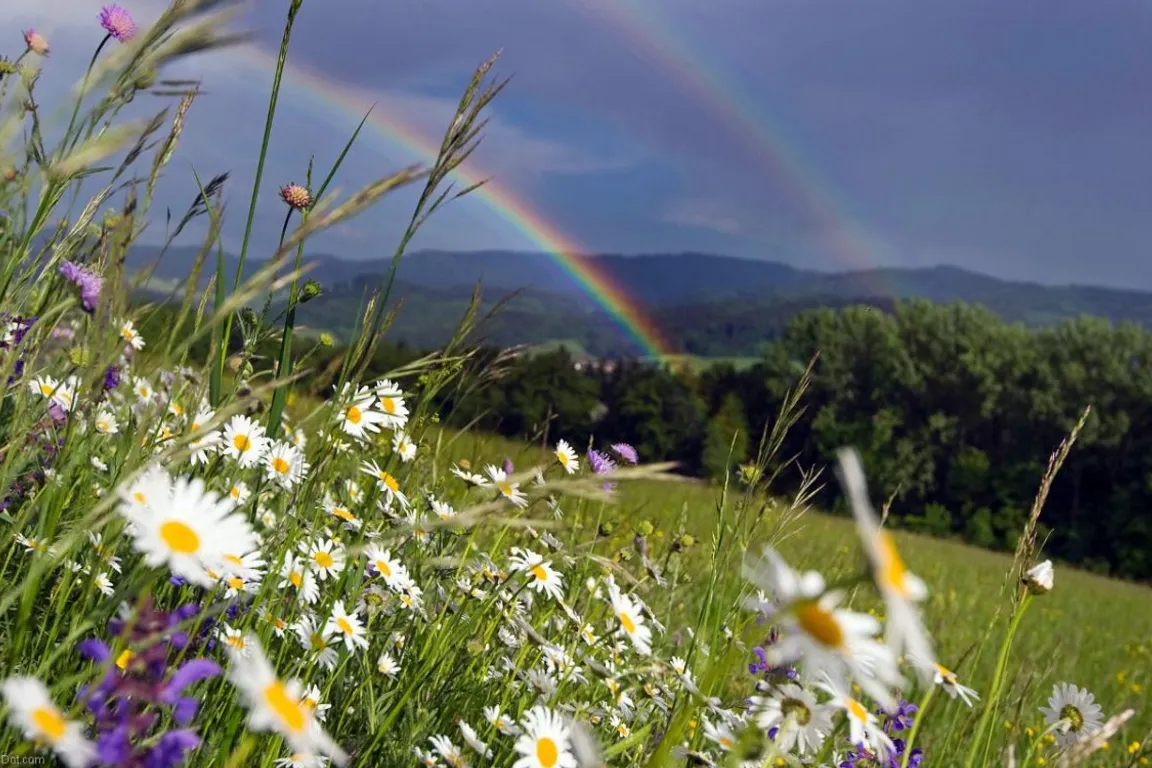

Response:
(483, 705), (520, 736)
(752, 682), (833, 756)
(837, 448), (934, 680)
(451, 464), (491, 486)
(0, 676), (95, 768)
(266, 440), (308, 489)
(118, 471), (257, 587)
(133, 376), (154, 402)
(359, 460), (409, 508)
(364, 545), (409, 591)
(119, 319), (145, 349)
(392, 431), (416, 462)
(324, 601), (369, 652)
(1040, 682), (1104, 747)
(300, 685), (332, 722)
(1025, 559), (1055, 594)
(430, 498), (457, 521)
(429, 734), (468, 768)
(221, 414), (269, 468)
(820, 675), (895, 760)
(303, 538), (345, 581)
(337, 384), (386, 440)
(744, 547), (903, 710)
(377, 652), (400, 679)
(293, 616), (339, 671)
(374, 379), (409, 430)
(279, 553), (320, 605)
(486, 465), (528, 508)
(513, 705), (577, 768)
(509, 547), (564, 600)
(226, 636), (347, 764)
(94, 407), (119, 434)
(459, 720), (493, 758)
(554, 440), (579, 474)
(927, 660), (980, 707)
(608, 583), (652, 656)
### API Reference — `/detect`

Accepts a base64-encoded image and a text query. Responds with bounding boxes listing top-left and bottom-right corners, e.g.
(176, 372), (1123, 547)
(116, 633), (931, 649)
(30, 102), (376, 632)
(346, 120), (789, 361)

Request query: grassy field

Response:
(445, 429), (1152, 762)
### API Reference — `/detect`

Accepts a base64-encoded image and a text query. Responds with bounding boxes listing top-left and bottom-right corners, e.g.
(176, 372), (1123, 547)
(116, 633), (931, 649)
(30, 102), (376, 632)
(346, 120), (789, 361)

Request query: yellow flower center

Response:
(223, 554), (243, 567)
(226, 634), (245, 649)
(558, 452), (570, 467)
(116, 649), (135, 670)
(381, 397), (397, 414)
(232, 434), (251, 452)
(332, 508), (355, 522)
(346, 405), (362, 425)
(847, 698), (869, 722)
(536, 736), (559, 767)
(122, 326), (136, 339)
(230, 486), (242, 499)
(159, 520), (200, 554)
(379, 473), (399, 492)
(271, 457), (290, 475)
(96, 419), (110, 432)
(309, 633), (326, 651)
(795, 600), (844, 648)
(719, 737), (732, 749)
(498, 482), (514, 497)
(227, 576), (244, 590)
(376, 559), (392, 577)
(31, 707), (66, 742)
(336, 617), (354, 635)
(289, 571), (303, 588)
(530, 564), (549, 582)
(133, 491), (146, 505)
(39, 384), (53, 396)
(313, 551), (335, 569)
(876, 531), (911, 597)
(262, 682), (306, 733)
(619, 611), (636, 635)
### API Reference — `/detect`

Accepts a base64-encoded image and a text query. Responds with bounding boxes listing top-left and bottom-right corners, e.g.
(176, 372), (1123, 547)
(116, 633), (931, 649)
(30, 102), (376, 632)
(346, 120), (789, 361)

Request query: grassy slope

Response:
(442, 429), (1152, 753)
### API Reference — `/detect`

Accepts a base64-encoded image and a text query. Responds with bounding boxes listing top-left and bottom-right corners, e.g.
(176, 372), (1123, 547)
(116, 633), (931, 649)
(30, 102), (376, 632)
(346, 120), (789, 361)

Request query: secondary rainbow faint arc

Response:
(225, 45), (676, 360)
(578, 1), (894, 298)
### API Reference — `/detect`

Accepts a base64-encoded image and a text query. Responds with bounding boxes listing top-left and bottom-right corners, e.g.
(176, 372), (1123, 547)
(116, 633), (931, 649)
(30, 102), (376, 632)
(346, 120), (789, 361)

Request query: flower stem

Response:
(964, 592), (1033, 768)
(901, 684), (935, 768)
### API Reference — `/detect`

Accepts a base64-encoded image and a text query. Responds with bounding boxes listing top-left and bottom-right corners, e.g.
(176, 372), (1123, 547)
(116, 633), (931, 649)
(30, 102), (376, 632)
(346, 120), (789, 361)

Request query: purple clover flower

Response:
(610, 442), (638, 465)
(59, 260), (104, 313)
(99, 4), (137, 42)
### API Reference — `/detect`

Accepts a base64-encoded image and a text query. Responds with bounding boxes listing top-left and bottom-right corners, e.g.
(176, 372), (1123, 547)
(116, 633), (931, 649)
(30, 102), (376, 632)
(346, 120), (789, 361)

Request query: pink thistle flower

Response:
(99, 5), (137, 43)
(279, 183), (312, 211)
(23, 30), (49, 56)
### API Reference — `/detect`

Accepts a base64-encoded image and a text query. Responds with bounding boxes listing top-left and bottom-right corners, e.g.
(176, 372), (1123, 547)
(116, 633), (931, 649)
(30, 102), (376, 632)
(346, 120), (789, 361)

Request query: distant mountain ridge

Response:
(125, 246), (1152, 357)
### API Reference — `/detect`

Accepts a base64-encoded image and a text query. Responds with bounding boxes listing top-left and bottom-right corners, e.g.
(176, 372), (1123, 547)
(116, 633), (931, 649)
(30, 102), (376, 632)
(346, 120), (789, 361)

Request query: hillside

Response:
(127, 247), (1152, 356)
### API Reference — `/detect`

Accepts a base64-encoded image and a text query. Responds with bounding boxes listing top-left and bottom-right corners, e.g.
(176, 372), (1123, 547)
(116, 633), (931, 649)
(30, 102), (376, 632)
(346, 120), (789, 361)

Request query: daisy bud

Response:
(1023, 559), (1054, 594)
(279, 183), (312, 210)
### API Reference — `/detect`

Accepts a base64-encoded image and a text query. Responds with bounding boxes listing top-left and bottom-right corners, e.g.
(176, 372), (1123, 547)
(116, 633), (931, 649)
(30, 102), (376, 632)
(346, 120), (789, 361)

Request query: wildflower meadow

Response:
(0, 3), (1149, 767)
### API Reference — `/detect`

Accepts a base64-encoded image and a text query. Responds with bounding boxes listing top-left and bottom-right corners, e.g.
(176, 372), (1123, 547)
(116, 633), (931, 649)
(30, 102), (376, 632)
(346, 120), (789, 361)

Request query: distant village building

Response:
(572, 356), (618, 375)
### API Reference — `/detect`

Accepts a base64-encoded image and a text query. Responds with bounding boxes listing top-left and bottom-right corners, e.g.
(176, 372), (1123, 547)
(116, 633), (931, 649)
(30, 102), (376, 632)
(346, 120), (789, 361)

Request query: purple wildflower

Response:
(502, 456), (515, 475)
(587, 449), (615, 476)
(99, 4), (137, 42)
(59, 260), (104, 313)
(78, 597), (217, 767)
(610, 442), (639, 465)
(103, 364), (122, 390)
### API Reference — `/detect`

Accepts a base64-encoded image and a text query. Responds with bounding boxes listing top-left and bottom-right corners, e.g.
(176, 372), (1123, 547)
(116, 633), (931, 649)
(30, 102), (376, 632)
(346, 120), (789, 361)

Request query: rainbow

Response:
(576, 2), (895, 298)
(220, 44), (677, 360)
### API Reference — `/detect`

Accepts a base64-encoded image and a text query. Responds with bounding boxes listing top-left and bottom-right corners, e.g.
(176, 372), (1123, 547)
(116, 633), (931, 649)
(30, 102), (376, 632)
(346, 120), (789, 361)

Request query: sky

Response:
(7, 0), (1152, 290)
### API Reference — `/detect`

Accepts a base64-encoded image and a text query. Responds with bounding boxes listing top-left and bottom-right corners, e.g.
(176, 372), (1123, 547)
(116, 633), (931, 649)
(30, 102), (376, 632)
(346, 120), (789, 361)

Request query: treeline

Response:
(447, 300), (1152, 581)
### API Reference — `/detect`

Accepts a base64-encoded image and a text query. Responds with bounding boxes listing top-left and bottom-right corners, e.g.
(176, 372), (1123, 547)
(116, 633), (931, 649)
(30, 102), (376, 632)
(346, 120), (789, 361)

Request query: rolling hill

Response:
(126, 246), (1152, 357)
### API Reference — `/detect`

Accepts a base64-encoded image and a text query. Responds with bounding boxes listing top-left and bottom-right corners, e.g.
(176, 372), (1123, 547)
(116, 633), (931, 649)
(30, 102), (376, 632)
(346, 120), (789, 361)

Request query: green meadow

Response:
(0, 3), (1145, 768)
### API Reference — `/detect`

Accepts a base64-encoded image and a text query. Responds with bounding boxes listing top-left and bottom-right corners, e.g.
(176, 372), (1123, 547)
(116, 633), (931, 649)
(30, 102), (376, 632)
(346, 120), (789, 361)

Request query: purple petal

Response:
(78, 638), (112, 663)
(161, 659), (221, 702)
